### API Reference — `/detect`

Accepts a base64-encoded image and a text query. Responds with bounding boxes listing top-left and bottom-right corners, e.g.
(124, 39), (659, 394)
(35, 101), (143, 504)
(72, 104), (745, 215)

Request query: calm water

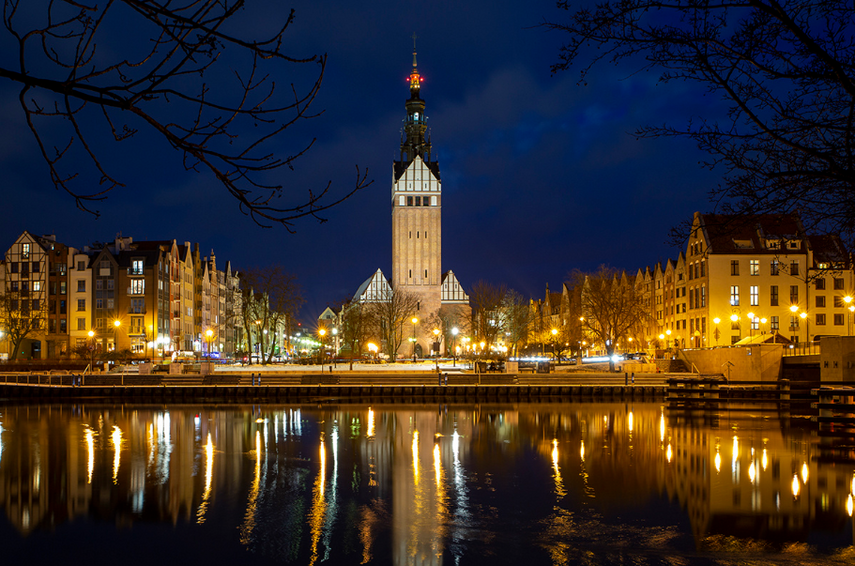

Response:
(0, 401), (853, 565)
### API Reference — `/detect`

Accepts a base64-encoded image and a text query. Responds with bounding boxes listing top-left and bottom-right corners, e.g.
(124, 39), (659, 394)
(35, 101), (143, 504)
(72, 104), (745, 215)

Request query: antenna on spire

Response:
(412, 32), (418, 67)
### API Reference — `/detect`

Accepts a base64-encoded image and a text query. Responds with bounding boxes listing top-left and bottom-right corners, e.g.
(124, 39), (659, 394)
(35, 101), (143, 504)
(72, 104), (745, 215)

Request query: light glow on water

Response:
(111, 426), (122, 484)
(0, 404), (851, 565)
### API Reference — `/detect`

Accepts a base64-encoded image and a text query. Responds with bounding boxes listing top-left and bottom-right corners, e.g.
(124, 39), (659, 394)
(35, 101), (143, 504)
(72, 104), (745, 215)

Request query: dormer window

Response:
(766, 240), (781, 249)
(787, 240), (800, 250)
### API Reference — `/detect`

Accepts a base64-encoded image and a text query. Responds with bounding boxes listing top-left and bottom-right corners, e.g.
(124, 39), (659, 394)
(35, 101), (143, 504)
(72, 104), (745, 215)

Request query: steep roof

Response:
(697, 213), (806, 254)
(393, 158), (441, 182)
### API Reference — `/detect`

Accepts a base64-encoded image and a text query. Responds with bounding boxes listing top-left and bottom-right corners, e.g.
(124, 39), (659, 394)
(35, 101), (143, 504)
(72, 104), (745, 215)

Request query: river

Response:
(0, 401), (852, 565)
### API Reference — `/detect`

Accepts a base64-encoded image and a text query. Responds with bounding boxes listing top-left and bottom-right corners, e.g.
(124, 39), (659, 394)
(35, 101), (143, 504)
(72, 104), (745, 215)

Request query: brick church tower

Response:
(391, 46), (443, 331)
(350, 45), (469, 359)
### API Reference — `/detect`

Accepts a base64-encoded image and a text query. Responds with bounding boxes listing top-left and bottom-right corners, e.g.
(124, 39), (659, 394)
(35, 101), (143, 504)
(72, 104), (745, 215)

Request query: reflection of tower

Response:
(391, 44), (442, 353)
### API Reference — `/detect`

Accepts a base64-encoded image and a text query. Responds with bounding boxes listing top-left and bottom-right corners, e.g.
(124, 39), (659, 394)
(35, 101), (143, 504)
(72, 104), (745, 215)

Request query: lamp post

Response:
(551, 328), (558, 360)
(731, 313), (740, 342)
(800, 311), (808, 345)
(87, 329), (95, 370)
(432, 328), (440, 370)
(113, 319), (121, 352)
(318, 328), (326, 365)
(411, 317), (418, 362)
(713, 317), (721, 346)
(845, 296), (853, 336)
(747, 312), (755, 338)
(451, 327), (459, 367)
(205, 329), (214, 359)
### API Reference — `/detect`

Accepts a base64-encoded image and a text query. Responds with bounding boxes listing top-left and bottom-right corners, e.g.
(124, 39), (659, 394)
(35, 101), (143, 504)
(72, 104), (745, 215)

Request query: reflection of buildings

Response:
(0, 403), (852, 560)
(662, 409), (855, 547)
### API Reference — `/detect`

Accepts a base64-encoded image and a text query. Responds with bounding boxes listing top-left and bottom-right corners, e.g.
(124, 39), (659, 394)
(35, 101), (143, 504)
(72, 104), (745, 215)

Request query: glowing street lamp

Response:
(411, 317), (418, 362)
(713, 317), (721, 346)
(846, 296), (854, 336)
(451, 327), (459, 366)
(113, 319), (121, 352)
(551, 328), (558, 360)
(205, 328), (214, 359)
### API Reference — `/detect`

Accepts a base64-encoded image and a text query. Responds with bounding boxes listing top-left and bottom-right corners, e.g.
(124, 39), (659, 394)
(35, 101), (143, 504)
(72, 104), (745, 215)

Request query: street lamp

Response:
(451, 327), (459, 366)
(87, 329), (95, 369)
(713, 317), (721, 346)
(432, 328), (440, 369)
(113, 319), (121, 360)
(845, 296), (853, 336)
(551, 328), (558, 360)
(747, 312), (755, 338)
(800, 311), (808, 344)
(205, 329), (214, 359)
(411, 317), (418, 362)
(318, 328), (326, 364)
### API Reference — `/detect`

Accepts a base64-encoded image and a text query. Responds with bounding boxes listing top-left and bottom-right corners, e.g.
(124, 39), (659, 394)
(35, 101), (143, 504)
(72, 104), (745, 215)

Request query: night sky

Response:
(0, 1), (724, 320)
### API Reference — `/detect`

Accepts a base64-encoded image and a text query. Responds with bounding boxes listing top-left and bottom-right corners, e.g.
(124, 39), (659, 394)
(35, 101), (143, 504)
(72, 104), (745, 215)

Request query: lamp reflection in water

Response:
(552, 439), (566, 500)
(85, 426), (95, 484)
(792, 474), (801, 498)
(307, 433), (326, 566)
(240, 430), (263, 547)
(197, 432), (214, 524)
(714, 443), (721, 474)
(413, 430), (420, 485)
(112, 425), (122, 484)
(367, 408), (375, 438)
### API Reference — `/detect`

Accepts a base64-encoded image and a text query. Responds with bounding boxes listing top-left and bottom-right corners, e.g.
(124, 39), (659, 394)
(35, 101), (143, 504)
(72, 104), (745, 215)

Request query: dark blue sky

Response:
(0, 1), (722, 319)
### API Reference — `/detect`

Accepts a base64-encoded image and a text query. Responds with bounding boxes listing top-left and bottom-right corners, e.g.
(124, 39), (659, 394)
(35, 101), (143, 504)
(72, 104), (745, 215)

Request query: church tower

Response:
(391, 45), (442, 320)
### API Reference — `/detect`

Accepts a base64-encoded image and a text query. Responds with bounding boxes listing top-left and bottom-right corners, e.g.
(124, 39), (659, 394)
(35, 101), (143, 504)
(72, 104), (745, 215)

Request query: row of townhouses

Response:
(1, 232), (246, 360)
(536, 212), (855, 350)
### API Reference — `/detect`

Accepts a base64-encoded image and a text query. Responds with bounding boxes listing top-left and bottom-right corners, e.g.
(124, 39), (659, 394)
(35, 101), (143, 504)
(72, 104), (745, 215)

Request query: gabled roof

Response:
(393, 155), (441, 182)
(696, 213), (806, 254)
(809, 234), (850, 267)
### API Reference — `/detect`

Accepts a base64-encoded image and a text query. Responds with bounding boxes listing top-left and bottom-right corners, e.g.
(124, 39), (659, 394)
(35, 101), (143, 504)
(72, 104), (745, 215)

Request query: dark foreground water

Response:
(0, 402), (853, 566)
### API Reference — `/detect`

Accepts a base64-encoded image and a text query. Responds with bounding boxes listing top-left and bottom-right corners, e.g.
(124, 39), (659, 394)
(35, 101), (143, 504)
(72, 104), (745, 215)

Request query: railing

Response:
(782, 341), (821, 356)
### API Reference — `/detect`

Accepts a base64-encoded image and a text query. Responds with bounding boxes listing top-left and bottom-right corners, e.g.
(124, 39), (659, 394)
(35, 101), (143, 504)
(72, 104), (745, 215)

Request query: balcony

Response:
(127, 267), (145, 276)
(128, 306), (147, 314)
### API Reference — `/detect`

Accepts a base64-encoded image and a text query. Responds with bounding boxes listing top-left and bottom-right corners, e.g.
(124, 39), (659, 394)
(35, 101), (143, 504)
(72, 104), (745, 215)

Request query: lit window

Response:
(750, 286), (759, 306)
(730, 285), (740, 306)
(749, 260), (759, 275)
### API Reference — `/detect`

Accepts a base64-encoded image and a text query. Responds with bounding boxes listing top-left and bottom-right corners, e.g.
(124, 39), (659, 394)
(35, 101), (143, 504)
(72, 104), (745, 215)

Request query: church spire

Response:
(401, 33), (430, 163)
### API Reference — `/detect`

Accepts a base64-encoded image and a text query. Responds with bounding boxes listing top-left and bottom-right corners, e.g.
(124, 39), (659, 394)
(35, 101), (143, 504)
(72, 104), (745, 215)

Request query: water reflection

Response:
(0, 403), (851, 564)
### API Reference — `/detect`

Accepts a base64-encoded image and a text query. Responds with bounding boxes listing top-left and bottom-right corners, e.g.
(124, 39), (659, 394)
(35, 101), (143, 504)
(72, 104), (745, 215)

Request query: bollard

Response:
(444, 373), (448, 386)
(631, 373), (635, 386)
(625, 372), (628, 386)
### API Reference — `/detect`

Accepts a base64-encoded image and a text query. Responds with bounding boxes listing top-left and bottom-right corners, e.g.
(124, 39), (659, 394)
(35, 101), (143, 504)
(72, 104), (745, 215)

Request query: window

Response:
(750, 260), (759, 275)
(22, 243), (30, 258)
(834, 296), (844, 308)
(407, 196), (413, 206)
(730, 285), (740, 306)
(816, 296), (826, 308)
(816, 313), (826, 326)
(790, 261), (799, 276)
(60, 281), (66, 295)
(77, 261), (86, 271)
(96, 280), (103, 290)
(32, 299), (39, 310)
(77, 280), (86, 292)
(129, 279), (145, 295)
(731, 319), (740, 330)
(107, 280), (114, 290)
(96, 318), (105, 330)
(59, 300), (66, 315)
(751, 317), (759, 330)
(771, 316), (779, 331)
(59, 319), (67, 333)
(33, 262), (40, 273)
(96, 299), (103, 309)
(130, 259), (144, 275)
(33, 281), (41, 292)
(750, 286), (759, 306)
(815, 278), (826, 290)
(77, 299), (85, 311)
(130, 299), (145, 314)
(10, 281), (18, 292)
(10, 262), (17, 273)
(770, 260), (779, 276)
(790, 286), (799, 304)
(790, 316), (799, 330)
(770, 285), (778, 306)
(834, 278), (845, 290)
(834, 314), (844, 326)
(701, 286), (706, 307)
(77, 318), (86, 331)
(731, 260), (739, 276)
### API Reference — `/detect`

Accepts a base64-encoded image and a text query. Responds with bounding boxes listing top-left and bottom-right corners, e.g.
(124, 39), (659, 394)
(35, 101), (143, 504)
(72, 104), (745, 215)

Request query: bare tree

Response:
(239, 265), (303, 364)
(339, 299), (371, 367)
(572, 266), (650, 372)
(545, 1), (855, 243)
(0, 283), (49, 361)
(366, 288), (420, 359)
(502, 290), (532, 358)
(1, 1), (371, 229)
(468, 280), (507, 354)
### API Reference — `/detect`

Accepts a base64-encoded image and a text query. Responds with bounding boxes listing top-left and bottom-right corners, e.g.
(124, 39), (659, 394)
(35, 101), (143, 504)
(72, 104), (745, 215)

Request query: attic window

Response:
(733, 239), (754, 249)
(766, 240), (781, 249)
(787, 241), (800, 250)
